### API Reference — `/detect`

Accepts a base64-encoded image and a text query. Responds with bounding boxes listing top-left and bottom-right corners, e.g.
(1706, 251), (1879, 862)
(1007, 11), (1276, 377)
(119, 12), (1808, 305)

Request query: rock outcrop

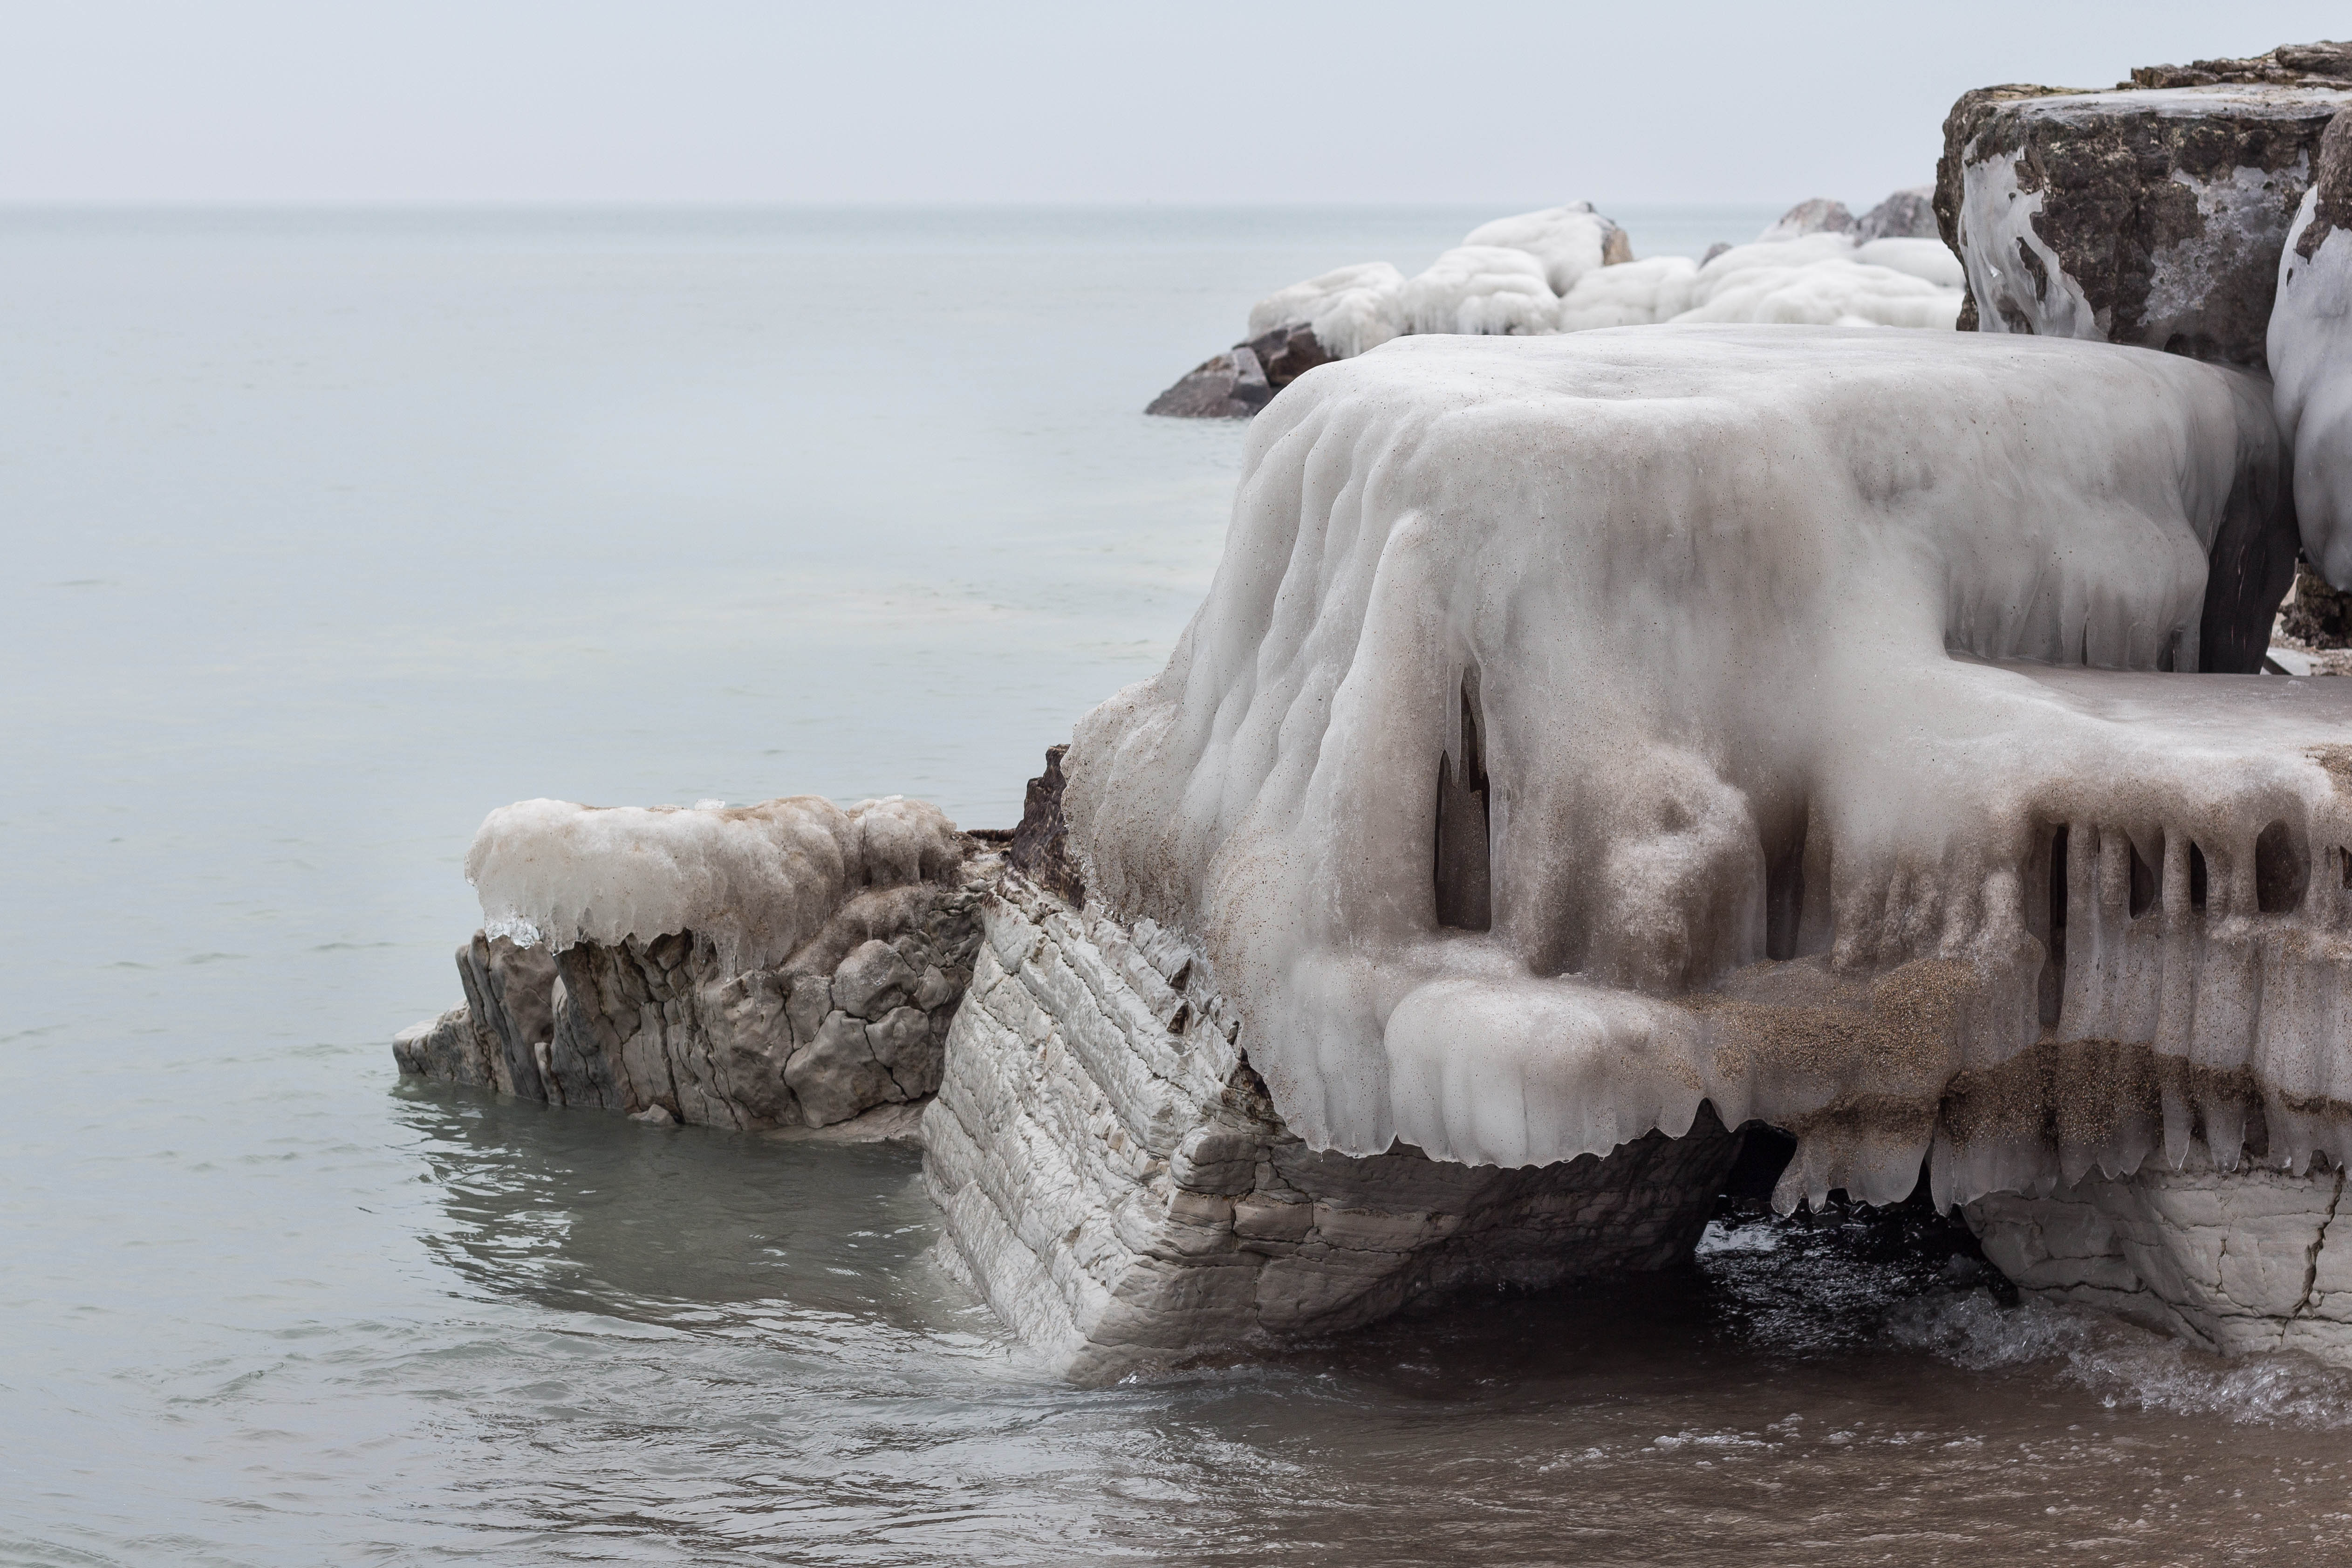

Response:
(395, 798), (997, 1130)
(1967, 1149), (2352, 1361)
(1935, 50), (2352, 367)
(922, 872), (1742, 1382)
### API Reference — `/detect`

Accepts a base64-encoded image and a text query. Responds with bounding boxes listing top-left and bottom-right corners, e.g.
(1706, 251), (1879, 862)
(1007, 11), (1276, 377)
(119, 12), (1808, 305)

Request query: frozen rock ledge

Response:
(395, 796), (997, 1130)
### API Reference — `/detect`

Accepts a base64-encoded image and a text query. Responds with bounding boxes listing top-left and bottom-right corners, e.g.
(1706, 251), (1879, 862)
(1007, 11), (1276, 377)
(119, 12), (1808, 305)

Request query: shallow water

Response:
(6, 204), (2350, 1564)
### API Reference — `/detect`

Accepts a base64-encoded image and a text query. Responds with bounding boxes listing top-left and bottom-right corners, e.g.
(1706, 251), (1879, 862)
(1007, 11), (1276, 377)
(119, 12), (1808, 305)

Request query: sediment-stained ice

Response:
(1070, 326), (2331, 1213)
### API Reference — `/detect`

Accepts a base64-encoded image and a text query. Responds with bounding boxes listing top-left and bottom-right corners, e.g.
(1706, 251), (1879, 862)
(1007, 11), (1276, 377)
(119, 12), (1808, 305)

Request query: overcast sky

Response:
(4, 2), (2346, 206)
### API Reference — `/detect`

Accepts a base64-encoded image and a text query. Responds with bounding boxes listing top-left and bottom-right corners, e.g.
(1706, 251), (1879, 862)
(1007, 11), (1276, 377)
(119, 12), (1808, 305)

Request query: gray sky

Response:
(4, 2), (2345, 206)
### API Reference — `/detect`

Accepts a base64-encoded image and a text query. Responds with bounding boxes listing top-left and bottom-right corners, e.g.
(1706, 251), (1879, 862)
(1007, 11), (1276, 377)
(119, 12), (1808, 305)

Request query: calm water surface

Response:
(5, 205), (2349, 1565)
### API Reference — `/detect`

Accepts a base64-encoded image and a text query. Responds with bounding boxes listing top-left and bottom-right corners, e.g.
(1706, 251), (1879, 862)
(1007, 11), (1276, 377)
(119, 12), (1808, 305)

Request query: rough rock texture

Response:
(1967, 1150), (2352, 1363)
(1007, 744), (1085, 906)
(2129, 41), (2352, 92)
(1935, 69), (2352, 367)
(923, 873), (1742, 1382)
(396, 829), (999, 1130)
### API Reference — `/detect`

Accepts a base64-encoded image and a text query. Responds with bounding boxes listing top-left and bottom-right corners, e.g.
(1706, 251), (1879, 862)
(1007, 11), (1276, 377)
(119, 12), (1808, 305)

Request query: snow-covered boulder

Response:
(1936, 69), (2352, 367)
(394, 796), (995, 1129)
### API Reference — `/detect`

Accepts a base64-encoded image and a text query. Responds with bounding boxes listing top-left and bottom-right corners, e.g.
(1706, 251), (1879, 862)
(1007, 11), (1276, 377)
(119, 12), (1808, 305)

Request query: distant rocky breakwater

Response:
(401, 41), (2352, 1382)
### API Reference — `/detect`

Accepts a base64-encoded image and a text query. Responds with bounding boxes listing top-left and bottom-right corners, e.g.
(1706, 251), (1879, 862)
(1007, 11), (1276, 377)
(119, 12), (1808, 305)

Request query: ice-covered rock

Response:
(1460, 203), (1631, 294)
(1150, 198), (1968, 417)
(1397, 245), (1561, 336)
(1244, 262), (1406, 361)
(1936, 71), (2352, 368)
(393, 796), (995, 1129)
(2270, 108), (2352, 586)
(922, 870), (1740, 1382)
(1074, 326), (2328, 1226)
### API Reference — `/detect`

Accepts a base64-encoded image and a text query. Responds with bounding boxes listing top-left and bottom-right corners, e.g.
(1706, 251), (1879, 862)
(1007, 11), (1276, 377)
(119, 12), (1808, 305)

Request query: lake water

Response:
(6, 204), (2350, 1566)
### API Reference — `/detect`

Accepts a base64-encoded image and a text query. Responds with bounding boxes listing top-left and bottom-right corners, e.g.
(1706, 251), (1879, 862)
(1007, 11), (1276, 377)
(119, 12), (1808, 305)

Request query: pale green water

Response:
(5, 205), (2349, 1566)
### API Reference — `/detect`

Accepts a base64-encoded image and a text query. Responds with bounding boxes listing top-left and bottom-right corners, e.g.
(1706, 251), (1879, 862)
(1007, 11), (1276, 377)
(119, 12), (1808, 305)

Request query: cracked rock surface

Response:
(1968, 1149), (2352, 1361)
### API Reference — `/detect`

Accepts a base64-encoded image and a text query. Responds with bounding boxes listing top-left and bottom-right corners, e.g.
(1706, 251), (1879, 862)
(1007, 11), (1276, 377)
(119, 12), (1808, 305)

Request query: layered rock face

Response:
(395, 797), (994, 1130)
(1968, 1150), (2350, 1360)
(922, 873), (1740, 1382)
(1935, 52), (2352, 368)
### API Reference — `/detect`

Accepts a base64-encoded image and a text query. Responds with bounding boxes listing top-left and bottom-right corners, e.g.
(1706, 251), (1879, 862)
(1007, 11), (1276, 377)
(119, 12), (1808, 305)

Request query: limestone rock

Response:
(921, 872), (1741, 1383)
(394, 808), (997, 1130)
(1935, 69), (2352, 367)
(1966, 1150), (2352, 1364)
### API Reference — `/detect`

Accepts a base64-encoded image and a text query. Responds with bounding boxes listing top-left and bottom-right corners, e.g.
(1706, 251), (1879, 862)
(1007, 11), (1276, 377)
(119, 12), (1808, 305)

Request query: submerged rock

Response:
(1935, 56), (2352, 367)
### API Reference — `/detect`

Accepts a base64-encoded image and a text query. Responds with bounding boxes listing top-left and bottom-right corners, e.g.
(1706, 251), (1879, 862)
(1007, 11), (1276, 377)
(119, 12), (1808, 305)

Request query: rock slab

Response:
(1936, 64), (2352, 368)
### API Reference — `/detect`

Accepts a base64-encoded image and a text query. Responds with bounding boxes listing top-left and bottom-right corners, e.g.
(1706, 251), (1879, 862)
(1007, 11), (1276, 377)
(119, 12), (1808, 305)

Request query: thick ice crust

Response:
(466, 795), (965, 973)
(922, 875), (1736, 1381)
(2270, 112), (2352, 587)
(402, 796), (988, 1129)
(1068, 326), (2327, 1210)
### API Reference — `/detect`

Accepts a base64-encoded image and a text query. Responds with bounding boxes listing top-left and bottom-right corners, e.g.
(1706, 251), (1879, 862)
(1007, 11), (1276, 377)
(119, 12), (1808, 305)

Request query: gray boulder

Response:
(1853, 185), (1939, 240)
(1935, 52), (2352, 368)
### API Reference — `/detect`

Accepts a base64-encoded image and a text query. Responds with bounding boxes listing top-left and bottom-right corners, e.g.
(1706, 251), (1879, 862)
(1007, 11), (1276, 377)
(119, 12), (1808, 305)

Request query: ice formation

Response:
(1071, 325), (2332, 1215)
(2270, 110), (2352, 586)
(467, 794), (966, 973)
(1245, 262), (1407, 360)
(1239, 207), (1964, 356)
